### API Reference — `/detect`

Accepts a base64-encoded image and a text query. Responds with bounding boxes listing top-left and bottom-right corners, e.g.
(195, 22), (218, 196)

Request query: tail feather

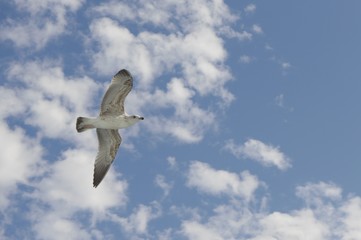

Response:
(76, 117), (94, 132)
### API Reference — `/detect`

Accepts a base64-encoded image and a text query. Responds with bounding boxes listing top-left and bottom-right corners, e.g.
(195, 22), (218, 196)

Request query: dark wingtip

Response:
(116, 69), (132, 78)
(93, 174), (101, 188)
(93, 178), (100, 188)
(93, 164), (112, 188)
(76, 117), (90, 133)
(76, 117), (83, 132)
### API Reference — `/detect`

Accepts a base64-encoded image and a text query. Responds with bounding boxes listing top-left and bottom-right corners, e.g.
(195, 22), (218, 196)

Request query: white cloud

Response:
(31, 214), (93, 240)
(5, 1), (360, 240)
(170, 205), (201, 223)
(125, 77), (216, 143)
(178, 181), (361, 240)
(340, 197), (361, 239)
(6, 60), (100, 145)
(238, 30), (253, 41)
(224, 139), (291, 170)
(194, 202), (260, 239)
(244, 4), (256, 14)
(110, 202), (162, 237)
(254, 209), (330, 240)
(93, 0), (238, 31)
(88, 18), (229, 142)
(93, 0), (174, 30)
(275, 94), (285, 108)
(181, 221), (223, 240)
(0, 87), (26, 119)
(13, 0), (84, 13)
(29, 148), (128, 239)
(252, 24), (263, 34)
(88, 0), (245, 143)
(281, 62), (291, 69)
(240, 55), (253, 64)
(187, 161), (260, 201)
(89, 18), (233, 101)
(275, 94), (294, 111)
(155, 174), (173, 198)
(167, 156), (177, 169)
(296, 182), (342, 207)
(33, 148), (128, 211)
(0, 0), (84, 49)
(1, 58), (130, 237)
(253, 182), (361, 240)
(7, 60), (99, 114)
(218, 26), (253, 41)
(0, 122), (43, 209)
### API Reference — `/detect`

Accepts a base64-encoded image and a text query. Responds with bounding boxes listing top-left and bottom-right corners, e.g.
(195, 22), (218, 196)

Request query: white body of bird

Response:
(77, 115), (144, 131)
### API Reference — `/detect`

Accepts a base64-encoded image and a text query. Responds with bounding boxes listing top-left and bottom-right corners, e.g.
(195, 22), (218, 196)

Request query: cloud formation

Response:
(1, 1), (360, 239)
(244, 4), (257, 14)
(187, 161), (260, 201)
(0, 0), (84, 49)
(179, 181), (361, 240)
(88, 0), (239, 143)
(225, 139), (291, 170)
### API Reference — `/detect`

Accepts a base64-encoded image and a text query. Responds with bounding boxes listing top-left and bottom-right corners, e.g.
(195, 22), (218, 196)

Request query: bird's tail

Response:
(76, 117), (95, 132)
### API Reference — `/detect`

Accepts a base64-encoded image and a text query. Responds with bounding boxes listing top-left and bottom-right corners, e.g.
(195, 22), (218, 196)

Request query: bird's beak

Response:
(140, 117), (144, 120)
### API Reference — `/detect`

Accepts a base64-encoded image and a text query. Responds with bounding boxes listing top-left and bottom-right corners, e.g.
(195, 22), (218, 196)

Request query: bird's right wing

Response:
(99, 69), (133, 116)
(93, 128), (122, 187)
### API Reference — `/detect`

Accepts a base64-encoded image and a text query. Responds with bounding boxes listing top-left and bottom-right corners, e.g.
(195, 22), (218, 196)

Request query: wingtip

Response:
(93, 178), (100, 188)
(93, 175), (101, 188)
(116, 69), (132, 78)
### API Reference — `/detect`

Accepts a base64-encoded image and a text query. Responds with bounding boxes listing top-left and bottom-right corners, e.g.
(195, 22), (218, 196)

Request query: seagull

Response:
(76, 69), (144, 187)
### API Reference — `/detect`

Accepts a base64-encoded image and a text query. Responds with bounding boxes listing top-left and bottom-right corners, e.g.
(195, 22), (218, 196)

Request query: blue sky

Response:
(1, 0), (361, 239)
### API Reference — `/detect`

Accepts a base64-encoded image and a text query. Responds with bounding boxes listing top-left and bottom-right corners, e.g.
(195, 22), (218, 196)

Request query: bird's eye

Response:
(133, 116), (136, 118)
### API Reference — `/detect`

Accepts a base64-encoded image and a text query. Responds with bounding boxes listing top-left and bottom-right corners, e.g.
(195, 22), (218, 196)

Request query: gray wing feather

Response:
(93, 129), (122, 187)
(100, 69), (133, 116)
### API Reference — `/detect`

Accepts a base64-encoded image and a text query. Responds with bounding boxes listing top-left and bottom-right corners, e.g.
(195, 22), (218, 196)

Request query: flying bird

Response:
(76, 69), (144, 187)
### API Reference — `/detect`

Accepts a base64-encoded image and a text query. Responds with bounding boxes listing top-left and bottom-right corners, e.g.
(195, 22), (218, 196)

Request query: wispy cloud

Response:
(0, 122), (43, 209)
(182, 221), (223, 240)
(281, 62), (291, 69)
(0, 0), (84, 50)
(179, 181), (361, 239)
(240, 55), (253, 64)
(167, 156), (177, 170)
(244, 4), (257, 14)
(296, 182), (342, 206)
(6, 60), (99, 143)
(29, 148), (128, 239)
(275, 94), (285, 108)
(252, 24), (263, 34)
(275, 94), (294, 112)
(224, 139), (291, 170)
(155, 174), (173, 198)
(187, 161), (260, 201)
(265, 43), (274, 51)
(108, 202), (162, 238)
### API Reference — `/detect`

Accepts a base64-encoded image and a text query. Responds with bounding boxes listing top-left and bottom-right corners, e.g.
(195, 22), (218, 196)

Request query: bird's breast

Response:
(95, 116), (132, 129)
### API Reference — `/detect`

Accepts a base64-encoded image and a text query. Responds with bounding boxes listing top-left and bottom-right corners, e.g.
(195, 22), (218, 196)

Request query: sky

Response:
(0, 0), (361, 239)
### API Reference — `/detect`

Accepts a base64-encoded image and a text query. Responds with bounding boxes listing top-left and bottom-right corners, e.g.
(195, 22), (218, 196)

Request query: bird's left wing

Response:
(93, 128), (122, 187)
(99, 69), (133, 116)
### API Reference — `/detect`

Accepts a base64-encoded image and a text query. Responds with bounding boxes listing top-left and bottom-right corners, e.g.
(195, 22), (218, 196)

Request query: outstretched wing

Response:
(93, 128), (122, 187)
(99, 69), (133, 116)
